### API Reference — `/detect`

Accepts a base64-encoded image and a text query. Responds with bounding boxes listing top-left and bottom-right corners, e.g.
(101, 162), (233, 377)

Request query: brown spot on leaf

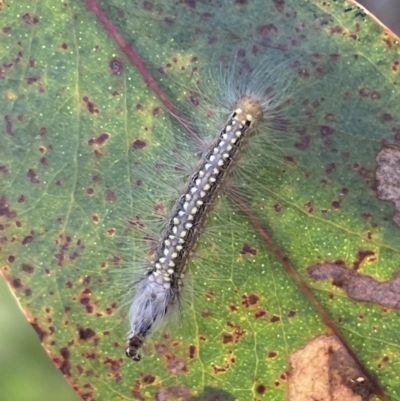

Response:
(376, 145), (400, 226)
(30, 320), (47, 342)
(326, 163), (336, 174)
(27, 169), (40, 184)
(255, 383), (266, 394)
(109, 57), (123, 75)
(241, 293), (260, 307)
(132, 139), (147, 149)
(270, 315), (280, 323)
(27, 76), (40, 84)
(78, 327), (96, 340)
(257, 24), (278, 35)
(289, 335), (377, 400)
(59, 347), (71, 377)
(295, 133), (311, 150)
(320, 125), (334, 137)
(22, 14), (39, 24)
(240, 243), (257, 256)
(308, 261), (400, 309)
(166, 354), (188, 375)
(0, 197), (17, 218)
(382, 113), (393, 121)
(88, 132), (110, 146)
(22, 235), (33, 245)
(5, 115), (14, 135)
(254, 309), (267, 319)
(82, 96), (99, 114)
(188, 345), (196, 359)
(155, 386), (191, 401)
(273, 0), (285, 12)
(22, 263), (34, 273)
(222, 334), (233, 344)
(143, 1), (153, 11)
(353, 250), (375, 270)
(105, 190), (116, 202)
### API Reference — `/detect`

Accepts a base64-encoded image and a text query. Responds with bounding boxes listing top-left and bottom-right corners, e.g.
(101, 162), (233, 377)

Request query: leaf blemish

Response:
(22, 13), (39, 24)
(132, 139), (147, 149)
(241, 293), (260, 307)
(88, 132), (110, 146)
(109, 57), (123, 75)
(27, 169), (40, 184)
(270, 315), (280, 323)
(308, 261), (400, 308)
(82, 96), (99, 114)
(240, 243), (257, 256)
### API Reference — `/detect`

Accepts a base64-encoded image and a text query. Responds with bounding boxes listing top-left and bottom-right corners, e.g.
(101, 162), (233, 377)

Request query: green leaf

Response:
(1, 0), (400, 400)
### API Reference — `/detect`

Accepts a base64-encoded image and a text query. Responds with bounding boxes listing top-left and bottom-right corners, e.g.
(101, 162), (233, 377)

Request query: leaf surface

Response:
(1, 0), (400, 400)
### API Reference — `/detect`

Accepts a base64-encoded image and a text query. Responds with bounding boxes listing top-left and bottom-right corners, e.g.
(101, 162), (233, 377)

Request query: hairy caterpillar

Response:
(123, 52), (302, 361)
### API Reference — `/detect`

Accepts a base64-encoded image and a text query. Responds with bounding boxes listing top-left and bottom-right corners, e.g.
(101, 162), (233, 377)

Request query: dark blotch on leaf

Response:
(78, 327), (96, 340)
(60, 347), (71, 376)
(109, 57), (123, 75)
(30, 321), (47, 342)
(22, 14), (39, 24)
(132, 139), (147, 149)
(270, 315), (280, 323)
(88, 132), (110, 146)
(255, 310), (267, 319)
(257, 24), (278, 35)
(273, 0), (285, 12)
(0, 197), (17, 218)
(27, 76), (40, 84)
(188, 345), (196, 358)
(27, 169), (40, 184)
(240, 243), (257, 256)
(143, 1), (153, 11)
(222, 334), (233, 344)
(5, 115), (14, 135)
(143, 374), (156, 384)
(326, 163), (336, 174)
(12, 278), (22, 288)
(22, 235), (33, 245)
(185, 0), (196, 8)
(22, 264), (34, 273)
(320, 125), (334, 137)
(255, 384), (266, 394)
(105, 190), (116, 202)
(242, 294), (260, 307)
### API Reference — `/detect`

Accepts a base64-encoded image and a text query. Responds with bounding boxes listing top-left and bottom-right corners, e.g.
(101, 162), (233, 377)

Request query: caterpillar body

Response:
(125, 54), (299, 361)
